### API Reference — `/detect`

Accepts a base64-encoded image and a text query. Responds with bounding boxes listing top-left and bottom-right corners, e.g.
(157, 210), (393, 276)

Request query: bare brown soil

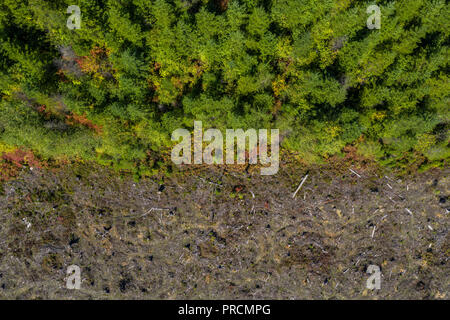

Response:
(0, 162), (448, 299)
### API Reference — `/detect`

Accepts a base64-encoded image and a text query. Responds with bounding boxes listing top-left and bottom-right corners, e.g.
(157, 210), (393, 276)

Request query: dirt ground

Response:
(0, 161), (448, 299)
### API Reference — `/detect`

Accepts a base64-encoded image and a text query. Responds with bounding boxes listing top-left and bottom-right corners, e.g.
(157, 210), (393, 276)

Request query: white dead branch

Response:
(22, 218), (31, 229)
(292, 174), (308, 199)
(349, 169), (361, 178)
(141, 207), (171, 217)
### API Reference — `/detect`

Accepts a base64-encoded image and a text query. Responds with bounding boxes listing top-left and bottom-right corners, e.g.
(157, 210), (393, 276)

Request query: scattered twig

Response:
(371, 226), (376, 238)
(22, 218), (31, 229)
(405, 208), (413, 215)
(199, 177), (220, 186)
(313, 241), (328, 253)
(292, 174), (308, 198)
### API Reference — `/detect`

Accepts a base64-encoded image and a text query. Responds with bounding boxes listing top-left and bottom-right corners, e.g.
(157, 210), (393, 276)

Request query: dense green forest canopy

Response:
(0, 0), (448, 176)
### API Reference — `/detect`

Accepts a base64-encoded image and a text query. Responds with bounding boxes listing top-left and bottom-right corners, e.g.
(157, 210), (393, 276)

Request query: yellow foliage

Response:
(335, 0), (353, 11)
(276, 37), (293, 59)
(416, 134), (436, 153)
(370, 111), (387, 122)
(272, 77), (286, 97)
(326, 125), (341, 139)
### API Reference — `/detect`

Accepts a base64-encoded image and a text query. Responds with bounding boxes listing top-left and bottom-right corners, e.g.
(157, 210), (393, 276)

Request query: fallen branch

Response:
(141, 207), (171, 217)
(292, 174), (308, 199)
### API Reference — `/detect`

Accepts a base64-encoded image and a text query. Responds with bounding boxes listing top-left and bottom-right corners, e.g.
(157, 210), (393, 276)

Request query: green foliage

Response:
(0, 0), (448, 175)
